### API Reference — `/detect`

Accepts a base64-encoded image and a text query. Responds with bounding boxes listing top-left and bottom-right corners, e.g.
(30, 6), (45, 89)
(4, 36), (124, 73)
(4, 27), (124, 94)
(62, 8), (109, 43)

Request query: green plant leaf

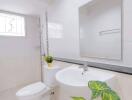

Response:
(88, 81), (110, 91)
(44, 56), (53, 63)
(102, 90), (120, 100)
(71, 81), (120, 100)
(88, 81), (110, 99)
(71, 97), (86, 100)
(90, 89), (101, 99)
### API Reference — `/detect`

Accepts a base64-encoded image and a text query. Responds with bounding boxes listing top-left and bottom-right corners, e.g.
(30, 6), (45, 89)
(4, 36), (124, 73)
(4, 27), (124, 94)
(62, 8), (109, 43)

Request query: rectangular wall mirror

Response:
(79, 0), (122, 60)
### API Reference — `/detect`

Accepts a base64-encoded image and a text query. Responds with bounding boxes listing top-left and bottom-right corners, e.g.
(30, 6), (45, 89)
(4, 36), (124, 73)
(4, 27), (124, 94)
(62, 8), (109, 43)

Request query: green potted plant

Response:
(72, 81), (120, 100)
(44, 56), (53, 67)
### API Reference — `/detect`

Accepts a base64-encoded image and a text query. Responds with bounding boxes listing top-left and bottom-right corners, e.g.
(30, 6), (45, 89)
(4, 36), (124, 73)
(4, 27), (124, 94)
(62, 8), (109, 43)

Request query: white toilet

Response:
(16, 65), (61, 100)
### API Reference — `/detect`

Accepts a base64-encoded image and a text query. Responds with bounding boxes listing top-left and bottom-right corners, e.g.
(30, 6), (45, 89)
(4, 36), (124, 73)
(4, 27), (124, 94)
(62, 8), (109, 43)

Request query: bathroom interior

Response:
(0, 0), (132, 100)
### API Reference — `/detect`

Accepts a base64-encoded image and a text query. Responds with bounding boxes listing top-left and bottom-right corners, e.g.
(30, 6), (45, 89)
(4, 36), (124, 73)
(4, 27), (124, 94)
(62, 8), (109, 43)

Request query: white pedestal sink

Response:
(55, 65), (117, 100)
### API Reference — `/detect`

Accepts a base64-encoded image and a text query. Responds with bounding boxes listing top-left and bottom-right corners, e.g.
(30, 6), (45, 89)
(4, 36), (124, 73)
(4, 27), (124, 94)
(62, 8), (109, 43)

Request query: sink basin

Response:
(55, 65), (117, 100)
(56, 65), (115, 87)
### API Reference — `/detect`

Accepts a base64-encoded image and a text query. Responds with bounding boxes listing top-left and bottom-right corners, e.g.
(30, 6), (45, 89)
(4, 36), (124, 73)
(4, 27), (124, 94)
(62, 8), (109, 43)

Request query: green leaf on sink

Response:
(102, 90), (120, 100)
(71, 97), (86, 100)
(88, 81), (110, 99)
(71, 81), (120, 100)
(88, 81), (120, 100)
(88, 81), (110, 91)
(90, 89), (101, 99)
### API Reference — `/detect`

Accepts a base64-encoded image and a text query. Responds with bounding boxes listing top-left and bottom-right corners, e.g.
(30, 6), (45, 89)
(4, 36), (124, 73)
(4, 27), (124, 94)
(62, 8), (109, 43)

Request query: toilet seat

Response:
(16, 82), (50, 97)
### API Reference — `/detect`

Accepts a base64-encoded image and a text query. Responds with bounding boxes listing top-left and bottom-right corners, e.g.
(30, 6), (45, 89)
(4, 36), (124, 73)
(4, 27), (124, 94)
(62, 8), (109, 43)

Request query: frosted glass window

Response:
(0, 12), (25, 36)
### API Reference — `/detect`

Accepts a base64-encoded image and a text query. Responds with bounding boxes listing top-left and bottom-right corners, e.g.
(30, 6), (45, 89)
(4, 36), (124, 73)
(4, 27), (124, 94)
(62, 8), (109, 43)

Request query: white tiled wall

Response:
(0, 15), (41, 92)
(47, 0), (132, 68)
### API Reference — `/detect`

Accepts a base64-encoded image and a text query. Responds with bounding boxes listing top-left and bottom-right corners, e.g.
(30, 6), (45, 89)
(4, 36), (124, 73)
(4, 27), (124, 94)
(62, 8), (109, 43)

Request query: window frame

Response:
(0, 10), (26, 37)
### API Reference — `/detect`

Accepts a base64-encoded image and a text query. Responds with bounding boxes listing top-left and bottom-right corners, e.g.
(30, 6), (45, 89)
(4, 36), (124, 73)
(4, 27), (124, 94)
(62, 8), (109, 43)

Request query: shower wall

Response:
(0, 15), (41, 92)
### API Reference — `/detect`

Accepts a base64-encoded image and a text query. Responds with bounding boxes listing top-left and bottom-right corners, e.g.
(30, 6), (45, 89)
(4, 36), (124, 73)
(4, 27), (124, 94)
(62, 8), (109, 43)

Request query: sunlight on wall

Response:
(48, 23), (63, 39)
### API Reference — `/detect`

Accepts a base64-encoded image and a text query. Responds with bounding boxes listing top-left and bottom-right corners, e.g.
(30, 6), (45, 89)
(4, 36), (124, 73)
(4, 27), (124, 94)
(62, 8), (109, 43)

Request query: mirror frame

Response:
(78, 0), (123, 61)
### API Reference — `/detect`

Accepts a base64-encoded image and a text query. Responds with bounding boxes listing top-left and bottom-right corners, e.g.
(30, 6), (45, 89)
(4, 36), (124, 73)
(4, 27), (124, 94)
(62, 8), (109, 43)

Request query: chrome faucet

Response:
(79, 63), (88, 75)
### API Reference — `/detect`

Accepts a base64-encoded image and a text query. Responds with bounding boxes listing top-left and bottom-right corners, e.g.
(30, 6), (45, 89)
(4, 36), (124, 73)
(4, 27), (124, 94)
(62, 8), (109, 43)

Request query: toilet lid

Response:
(16, 82), (47, 97)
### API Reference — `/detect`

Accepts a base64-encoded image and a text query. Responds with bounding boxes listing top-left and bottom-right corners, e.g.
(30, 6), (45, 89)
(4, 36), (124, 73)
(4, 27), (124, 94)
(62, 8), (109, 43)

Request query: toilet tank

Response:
(42, 65), (62, 87)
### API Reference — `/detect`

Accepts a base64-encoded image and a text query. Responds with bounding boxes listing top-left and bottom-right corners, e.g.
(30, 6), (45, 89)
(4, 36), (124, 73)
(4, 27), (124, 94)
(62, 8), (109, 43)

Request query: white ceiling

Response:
(0, 0), (51, 16)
